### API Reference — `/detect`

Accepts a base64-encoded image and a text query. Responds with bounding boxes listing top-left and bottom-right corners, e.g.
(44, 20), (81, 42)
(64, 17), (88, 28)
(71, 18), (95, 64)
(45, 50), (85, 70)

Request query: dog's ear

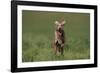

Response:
(55, 21), (59, 25)
(61, 20), (66, 25)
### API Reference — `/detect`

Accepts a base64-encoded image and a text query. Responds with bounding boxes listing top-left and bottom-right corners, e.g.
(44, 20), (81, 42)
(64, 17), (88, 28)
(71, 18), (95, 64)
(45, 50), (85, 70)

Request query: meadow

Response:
(22, 10), (90, 62)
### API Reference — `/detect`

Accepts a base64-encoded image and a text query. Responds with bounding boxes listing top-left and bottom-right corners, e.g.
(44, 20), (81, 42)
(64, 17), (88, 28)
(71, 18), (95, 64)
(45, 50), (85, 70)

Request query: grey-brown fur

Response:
(53, 20), (65, 55)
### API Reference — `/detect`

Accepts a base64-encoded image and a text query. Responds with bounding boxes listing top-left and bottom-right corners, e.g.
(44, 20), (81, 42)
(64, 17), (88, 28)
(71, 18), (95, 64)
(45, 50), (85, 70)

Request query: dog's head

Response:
(55, 19), (65, 30)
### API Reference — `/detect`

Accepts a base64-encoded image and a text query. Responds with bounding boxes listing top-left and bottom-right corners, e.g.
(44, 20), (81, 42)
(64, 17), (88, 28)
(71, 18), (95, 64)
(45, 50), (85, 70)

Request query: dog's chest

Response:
(56, 29), (64, 44)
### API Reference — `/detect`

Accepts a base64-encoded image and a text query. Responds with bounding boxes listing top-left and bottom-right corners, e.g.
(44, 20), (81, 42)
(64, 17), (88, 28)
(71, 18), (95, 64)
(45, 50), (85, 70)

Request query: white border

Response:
(17, 5), (94, 68)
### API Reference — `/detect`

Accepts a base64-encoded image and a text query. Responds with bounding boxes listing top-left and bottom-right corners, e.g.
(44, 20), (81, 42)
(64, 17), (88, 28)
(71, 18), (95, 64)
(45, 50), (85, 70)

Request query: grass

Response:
(22, 10), (90, 62)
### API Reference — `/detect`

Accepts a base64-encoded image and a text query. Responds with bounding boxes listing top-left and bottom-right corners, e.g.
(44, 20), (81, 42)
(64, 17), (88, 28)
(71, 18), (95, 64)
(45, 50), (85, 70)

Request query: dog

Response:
(53, 19), (65, 55)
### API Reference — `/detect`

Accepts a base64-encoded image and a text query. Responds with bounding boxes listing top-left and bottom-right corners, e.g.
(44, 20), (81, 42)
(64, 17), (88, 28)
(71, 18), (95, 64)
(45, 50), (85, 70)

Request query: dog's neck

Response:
(56, 29), (64, 38)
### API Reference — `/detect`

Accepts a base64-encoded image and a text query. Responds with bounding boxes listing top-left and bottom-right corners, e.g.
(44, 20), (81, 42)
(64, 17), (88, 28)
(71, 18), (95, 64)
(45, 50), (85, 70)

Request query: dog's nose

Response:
(59, 27), (62, 29)
(58, 28), (62, 31)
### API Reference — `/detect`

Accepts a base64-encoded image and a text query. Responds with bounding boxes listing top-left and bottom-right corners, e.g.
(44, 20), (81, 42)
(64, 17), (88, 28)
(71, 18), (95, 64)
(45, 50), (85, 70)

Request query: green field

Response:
(22, 10), (90, 62)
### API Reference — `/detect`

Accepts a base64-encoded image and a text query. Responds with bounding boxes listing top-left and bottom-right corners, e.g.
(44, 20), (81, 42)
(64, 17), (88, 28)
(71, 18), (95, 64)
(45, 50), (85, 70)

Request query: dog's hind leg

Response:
(54, 47), (57, 55)
(53, 44), (57, 55)
(61, 47), (64, 55)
